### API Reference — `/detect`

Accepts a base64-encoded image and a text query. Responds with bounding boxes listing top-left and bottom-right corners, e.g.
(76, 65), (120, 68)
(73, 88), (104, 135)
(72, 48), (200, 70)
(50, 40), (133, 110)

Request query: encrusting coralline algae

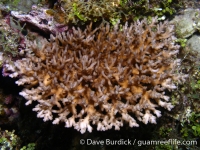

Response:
(6, 17), (188, 134)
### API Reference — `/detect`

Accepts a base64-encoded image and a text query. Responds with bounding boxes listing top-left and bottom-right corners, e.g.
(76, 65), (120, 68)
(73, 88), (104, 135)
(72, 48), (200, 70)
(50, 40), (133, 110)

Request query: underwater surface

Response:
(0, 0), (200, 150)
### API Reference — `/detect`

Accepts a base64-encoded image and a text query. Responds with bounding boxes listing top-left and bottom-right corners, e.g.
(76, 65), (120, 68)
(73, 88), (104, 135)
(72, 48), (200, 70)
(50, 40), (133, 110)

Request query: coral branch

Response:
(7, 17), (187, 133)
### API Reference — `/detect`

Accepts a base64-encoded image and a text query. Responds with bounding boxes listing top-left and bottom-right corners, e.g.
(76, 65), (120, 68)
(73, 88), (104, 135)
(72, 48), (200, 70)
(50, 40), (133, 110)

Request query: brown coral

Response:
(8, 17), (187, 133)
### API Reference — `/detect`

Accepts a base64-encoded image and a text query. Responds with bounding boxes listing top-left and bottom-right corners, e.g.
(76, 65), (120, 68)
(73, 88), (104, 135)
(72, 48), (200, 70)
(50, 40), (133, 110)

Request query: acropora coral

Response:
(7, 17), (188, 134)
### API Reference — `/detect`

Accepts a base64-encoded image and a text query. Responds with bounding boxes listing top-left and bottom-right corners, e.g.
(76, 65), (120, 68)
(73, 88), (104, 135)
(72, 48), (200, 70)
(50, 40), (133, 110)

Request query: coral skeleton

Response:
(7, 17), (187, 133)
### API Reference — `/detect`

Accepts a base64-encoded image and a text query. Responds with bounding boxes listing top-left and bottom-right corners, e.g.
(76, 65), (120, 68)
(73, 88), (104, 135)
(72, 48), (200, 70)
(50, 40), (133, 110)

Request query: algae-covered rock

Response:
(186, 35), (200, 53)
(17, 0), (39, 13)
(1, 0), (39, 13)
(172, 9), (200, 38)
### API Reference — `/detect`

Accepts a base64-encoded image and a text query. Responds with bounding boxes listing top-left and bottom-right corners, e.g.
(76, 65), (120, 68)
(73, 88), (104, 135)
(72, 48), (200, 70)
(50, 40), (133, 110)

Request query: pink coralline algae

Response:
(11, 5), (68, 35)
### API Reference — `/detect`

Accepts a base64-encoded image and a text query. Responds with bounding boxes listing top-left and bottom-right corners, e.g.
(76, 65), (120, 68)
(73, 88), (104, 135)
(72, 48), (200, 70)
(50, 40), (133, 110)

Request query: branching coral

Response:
(8, 17), (187, 133)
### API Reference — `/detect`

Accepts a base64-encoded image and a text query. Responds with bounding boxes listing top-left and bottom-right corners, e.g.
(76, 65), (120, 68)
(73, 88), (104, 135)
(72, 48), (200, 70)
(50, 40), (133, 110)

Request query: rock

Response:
(171, 8), (200, 38)
(186, 34), (200, 53)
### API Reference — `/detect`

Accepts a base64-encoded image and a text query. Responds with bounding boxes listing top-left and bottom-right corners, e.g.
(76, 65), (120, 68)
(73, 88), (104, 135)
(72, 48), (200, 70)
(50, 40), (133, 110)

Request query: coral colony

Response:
(6, 17), (187, 134)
